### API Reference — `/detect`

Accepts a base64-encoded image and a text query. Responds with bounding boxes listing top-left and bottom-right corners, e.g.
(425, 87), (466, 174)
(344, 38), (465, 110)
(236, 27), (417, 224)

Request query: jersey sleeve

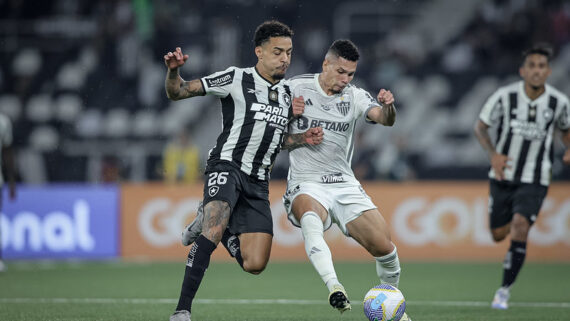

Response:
(479, 90), (503, 126)
(0, 115), (13, 146)
(556, 97), (570, 130)
(354, 88), (380, 123)
(200, 66), (237, 97)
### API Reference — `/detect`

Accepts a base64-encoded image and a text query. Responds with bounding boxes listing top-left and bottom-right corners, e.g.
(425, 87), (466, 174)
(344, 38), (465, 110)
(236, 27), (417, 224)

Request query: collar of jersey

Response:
(518, 80), (548, 104)
(254, 66), (281, 88)
(314, 73), (343, 97)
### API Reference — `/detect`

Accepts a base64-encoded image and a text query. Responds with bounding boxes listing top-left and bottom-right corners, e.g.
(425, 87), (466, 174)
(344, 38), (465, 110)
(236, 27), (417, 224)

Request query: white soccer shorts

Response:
(282, 181), (377, 236)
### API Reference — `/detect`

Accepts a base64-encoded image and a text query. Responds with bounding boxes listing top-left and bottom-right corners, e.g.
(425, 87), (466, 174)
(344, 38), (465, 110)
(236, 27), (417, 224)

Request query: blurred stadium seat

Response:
(0, 0), (568, 182)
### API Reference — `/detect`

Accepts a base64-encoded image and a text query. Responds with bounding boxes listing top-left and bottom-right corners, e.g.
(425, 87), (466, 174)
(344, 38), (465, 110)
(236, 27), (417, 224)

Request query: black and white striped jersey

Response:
(200, 66), (292, 180)
(479, 81), (570, 186)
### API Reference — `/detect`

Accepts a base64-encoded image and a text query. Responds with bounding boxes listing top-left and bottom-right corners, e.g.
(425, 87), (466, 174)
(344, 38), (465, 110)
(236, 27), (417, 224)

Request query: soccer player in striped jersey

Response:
(281, 40), (411, 320)
(474, 44), (570, 310)
(165, 21), (323, 321)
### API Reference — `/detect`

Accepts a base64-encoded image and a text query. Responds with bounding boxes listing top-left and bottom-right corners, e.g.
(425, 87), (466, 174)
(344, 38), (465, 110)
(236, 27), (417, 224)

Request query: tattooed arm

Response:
(164, 47), (205, 100)
(282, 127), (324, 151)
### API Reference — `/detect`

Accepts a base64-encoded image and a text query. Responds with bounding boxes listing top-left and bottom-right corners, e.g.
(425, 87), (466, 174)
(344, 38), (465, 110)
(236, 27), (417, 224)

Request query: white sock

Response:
(301, 212), (339, 292)
(375, 244), (401, 288)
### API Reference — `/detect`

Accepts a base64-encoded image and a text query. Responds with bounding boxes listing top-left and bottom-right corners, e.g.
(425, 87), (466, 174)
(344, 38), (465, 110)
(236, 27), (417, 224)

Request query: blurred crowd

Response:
(0, 0), (569, 183)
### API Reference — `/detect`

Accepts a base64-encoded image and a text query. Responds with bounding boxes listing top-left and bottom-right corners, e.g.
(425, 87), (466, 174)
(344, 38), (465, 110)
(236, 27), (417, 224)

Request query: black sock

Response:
(502, 240), (527, 288)
(221, 229), (244, 268)
(176, 235), (217, 312)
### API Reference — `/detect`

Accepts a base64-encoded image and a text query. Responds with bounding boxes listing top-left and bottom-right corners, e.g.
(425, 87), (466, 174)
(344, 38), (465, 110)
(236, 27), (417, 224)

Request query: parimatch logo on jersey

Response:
(251, 102), (288, 129)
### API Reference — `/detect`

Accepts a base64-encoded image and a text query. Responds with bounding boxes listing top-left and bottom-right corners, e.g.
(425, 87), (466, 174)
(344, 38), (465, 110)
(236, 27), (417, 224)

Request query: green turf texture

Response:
(0, 261), (568, 320)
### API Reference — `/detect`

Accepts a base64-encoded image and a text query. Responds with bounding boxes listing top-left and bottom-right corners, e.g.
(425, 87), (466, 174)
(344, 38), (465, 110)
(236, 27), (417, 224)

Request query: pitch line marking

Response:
(1, 298), (569, 308)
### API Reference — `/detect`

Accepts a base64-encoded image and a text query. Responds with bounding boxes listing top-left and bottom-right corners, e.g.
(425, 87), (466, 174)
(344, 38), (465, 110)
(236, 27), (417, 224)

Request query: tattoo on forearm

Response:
(181, 79), (205, 97)
(282, 133), (307, 151)
(165, 69), (204, 100)
(167, 69), (179, 80)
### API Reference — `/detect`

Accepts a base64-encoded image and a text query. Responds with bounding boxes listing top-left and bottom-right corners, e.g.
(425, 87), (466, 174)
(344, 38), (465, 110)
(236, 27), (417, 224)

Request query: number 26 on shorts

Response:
(208, 172), (229, 186)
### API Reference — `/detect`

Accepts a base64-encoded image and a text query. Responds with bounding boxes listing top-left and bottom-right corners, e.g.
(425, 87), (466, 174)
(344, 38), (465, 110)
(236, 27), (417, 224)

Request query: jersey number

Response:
(208, 172), (229, 186)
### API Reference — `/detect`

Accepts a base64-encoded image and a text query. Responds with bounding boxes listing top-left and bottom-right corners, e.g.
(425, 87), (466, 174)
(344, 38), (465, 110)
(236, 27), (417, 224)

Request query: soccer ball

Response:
(363, 284), (406, 321)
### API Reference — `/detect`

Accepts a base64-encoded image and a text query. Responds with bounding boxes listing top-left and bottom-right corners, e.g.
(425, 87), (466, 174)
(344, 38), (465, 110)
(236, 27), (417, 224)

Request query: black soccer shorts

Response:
(488, 179), (548, 229)
(202, 161), (273, 235)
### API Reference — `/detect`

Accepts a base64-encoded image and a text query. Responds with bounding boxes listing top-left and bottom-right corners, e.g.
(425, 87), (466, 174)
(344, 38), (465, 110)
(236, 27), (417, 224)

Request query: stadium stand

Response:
(0, 0), (568, 182)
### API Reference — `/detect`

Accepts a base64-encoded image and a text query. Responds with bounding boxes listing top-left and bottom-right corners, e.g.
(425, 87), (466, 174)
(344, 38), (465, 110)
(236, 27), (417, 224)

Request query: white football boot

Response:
(182, 203), (204, 246)
(328, 284), (351, 313)
(169, 310), (190, 321)
(491, 287), (510, 310)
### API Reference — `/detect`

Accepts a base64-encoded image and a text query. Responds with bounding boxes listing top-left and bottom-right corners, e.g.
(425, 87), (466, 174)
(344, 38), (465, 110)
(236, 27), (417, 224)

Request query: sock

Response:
(221, 229), (244, 268)
(375, 245), (401, 288)
(300, 212), (340, 292)
(502, 240), (526, 288)
(176, 235), (217, 312)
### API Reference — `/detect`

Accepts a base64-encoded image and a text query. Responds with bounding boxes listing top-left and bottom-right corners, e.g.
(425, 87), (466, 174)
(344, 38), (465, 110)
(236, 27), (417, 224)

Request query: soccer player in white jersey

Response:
(474, 44), (570, 310)
(281, 40), (411, 321)
(0, 113), (16, 272)
(164, 21), (323, 321)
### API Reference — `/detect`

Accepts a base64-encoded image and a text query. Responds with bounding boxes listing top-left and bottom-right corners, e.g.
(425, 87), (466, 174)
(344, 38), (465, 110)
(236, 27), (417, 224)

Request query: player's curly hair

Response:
(522, 43), (553, 63)
(328, 39), (360, 62)
(254, 20), (294, 47)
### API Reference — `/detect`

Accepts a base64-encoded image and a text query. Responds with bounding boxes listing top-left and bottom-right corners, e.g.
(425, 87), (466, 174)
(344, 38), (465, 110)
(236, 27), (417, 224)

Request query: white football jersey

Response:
(285, 73), (380, 185)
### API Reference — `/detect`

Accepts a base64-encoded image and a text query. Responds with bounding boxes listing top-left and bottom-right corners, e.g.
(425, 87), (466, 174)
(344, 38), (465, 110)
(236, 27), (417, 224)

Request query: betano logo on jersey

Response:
(296, 116), (349, 132)
(251, 102), (288, 129)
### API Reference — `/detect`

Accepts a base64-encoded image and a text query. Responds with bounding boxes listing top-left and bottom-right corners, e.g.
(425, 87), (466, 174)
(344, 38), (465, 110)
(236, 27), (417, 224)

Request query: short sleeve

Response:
(354, 88), (379, 122)
(200, 67), (237, 97)
(479, 90), (503, 126)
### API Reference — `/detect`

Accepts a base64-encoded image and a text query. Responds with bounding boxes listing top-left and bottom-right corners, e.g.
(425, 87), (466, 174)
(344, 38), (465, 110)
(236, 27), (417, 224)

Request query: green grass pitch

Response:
(0, 260), (568, 320)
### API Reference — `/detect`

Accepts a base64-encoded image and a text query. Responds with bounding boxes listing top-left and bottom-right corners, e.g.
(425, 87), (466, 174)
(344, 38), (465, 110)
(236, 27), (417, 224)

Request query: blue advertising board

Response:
(0, 185), (119, 259)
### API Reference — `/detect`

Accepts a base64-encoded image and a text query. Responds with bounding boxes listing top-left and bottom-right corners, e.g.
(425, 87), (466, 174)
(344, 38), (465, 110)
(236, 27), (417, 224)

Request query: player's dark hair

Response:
(522, 43), (553, 64)
(328, 39), (360, 62)
(254, 20), (293, 47)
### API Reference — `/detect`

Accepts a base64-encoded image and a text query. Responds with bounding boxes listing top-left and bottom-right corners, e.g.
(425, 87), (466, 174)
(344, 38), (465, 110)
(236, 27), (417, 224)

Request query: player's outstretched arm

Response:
(282, 127), (324, 150)
(164, 47), (205, 100)
(366, 89), (396, 126)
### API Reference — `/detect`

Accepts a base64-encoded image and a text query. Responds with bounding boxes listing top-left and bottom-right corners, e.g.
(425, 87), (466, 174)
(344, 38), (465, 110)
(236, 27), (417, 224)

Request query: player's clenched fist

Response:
(303, 126), (324, 145)
(164, 47), (189, 70)
(377, 89), (394, 106)
(292, 96), (305, 117)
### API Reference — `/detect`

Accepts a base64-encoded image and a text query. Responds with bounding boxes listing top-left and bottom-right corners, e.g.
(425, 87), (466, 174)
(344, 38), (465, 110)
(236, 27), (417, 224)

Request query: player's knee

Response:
(511, 215), (530, 234)
(367, 238), (394, 257)
(491, 230), (507, 242)
(242, 259), (267, 275)
(202, 226), (224, 244)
